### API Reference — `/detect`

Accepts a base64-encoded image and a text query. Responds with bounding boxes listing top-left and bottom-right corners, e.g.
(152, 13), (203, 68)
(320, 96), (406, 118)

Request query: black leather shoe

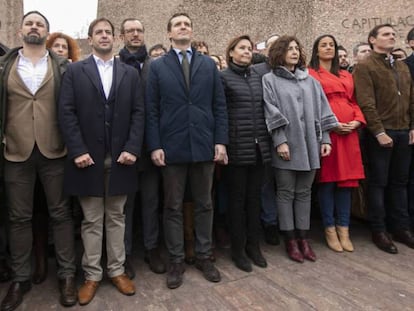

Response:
(231, 255), (252, 272)
(393, 230), (414, 249)
(1, 281), (31, 311)
(263, 224), (280, 246)
(0, 260), (11, 283)
(124, 255), (136, 280)
(246, 245), (267, 268)
(166, 262), (185, 289)
(195, 258), (221, 283)
(144, 248), (166, 274)
(372, 232), (398, 254)
(59, 277), (77, 307)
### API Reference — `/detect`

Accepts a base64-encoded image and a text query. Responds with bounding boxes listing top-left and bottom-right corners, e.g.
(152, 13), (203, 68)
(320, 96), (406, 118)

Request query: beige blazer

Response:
(3, 57), (66, 161)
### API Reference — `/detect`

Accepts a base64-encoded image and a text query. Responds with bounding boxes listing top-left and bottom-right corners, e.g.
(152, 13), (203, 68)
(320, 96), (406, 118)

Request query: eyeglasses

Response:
(124, 28), (144, 35)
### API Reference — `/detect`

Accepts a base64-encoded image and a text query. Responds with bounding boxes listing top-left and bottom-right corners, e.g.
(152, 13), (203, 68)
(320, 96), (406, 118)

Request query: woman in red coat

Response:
(309, 34), (365, 253)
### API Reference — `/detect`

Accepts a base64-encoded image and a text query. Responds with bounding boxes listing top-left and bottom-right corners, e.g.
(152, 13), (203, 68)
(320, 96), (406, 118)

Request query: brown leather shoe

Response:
(111, 274), (135, 296)
(78, 280), (99, 305)
(372, 232), (398, 254)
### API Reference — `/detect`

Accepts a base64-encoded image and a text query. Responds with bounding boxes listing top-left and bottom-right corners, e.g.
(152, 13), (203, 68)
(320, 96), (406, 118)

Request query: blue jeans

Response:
(365, 129), (412, 232)
(318, 183), (351, 227)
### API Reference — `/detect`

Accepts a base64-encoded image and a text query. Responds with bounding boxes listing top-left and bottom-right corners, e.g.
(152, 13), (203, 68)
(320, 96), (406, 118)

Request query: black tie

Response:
(181, 50), (190, 89)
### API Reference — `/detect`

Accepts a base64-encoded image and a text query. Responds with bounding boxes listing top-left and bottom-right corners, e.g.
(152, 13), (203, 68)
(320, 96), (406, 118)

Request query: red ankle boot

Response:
(298, 239), (316, 262)
(286, 239), (304, 263)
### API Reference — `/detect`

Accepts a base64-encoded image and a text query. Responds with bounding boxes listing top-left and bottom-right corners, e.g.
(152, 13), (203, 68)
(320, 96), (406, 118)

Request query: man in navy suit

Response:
(58, 18), (144, 305)
(146, 12), (228, 289)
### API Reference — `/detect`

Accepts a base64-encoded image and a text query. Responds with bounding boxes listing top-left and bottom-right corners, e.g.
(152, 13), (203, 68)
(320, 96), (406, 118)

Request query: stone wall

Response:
(0, 0), (23, 48)
(1, 1), (413, 59)
(98, 0), (414, 60)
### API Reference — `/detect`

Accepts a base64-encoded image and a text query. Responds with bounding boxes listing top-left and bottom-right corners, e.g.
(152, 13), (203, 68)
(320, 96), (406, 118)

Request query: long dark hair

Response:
(309, 34), (340, 76)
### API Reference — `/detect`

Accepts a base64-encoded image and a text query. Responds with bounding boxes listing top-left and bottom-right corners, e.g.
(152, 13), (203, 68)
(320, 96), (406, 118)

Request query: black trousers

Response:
(365, 130), (412, 232)
(4, 147), (75, 281)
(226, 162), (264, 255)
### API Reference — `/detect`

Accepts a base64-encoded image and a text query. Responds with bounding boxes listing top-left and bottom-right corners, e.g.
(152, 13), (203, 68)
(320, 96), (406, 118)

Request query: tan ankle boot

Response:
(325, 227), (343, 252)
(336, 226), (354, 252)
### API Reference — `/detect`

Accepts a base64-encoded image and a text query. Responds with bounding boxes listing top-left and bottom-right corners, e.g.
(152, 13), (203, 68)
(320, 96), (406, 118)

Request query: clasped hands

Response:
(74, 151), (136, 168)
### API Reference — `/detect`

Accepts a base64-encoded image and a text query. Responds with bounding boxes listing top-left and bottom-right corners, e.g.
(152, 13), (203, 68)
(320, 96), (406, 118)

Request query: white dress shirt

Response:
(93, 55), (114, 99)
(17, 49), (49, 95)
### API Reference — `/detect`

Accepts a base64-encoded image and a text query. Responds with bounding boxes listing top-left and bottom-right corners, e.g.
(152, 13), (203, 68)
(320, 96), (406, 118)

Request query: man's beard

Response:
(23, 34), (47, 45)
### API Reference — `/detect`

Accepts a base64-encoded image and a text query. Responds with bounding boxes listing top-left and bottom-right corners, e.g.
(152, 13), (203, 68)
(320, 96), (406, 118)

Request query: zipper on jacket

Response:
(244, 71), (259, 153)
(390, 57), (402, 127)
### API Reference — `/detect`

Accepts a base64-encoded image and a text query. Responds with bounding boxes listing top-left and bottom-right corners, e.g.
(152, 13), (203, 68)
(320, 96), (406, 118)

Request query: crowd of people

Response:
(0, 9), (414, 310)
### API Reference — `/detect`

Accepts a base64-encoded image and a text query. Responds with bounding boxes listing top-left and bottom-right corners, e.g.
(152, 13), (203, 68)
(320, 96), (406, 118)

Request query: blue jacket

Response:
(146, 49), (228, 164)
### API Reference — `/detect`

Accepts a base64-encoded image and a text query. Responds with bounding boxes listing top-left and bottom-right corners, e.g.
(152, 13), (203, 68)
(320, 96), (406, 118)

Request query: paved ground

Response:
(1, 219), (414, 310)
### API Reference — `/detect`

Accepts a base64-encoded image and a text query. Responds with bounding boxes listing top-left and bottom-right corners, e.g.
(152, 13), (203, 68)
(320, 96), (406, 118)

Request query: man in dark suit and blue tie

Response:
(146, 12), (228, 289)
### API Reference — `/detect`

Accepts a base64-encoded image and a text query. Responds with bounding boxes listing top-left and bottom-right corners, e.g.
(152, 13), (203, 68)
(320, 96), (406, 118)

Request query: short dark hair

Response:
(407, 27), (414, 42)
(353, 42), (370, 57)
(88, 17), (115, 37)
(225, 34), (253, 65)
(309, 34), (340, 76)
(167, 13), (192, 32)
(22, 11), (50, 32)
(120, 18), (144, 34)
(268, 35), (306, 70)
(368, 23), (394, 49)
(149, 43), (167, 55)
(392, 47), (407, 59)
(338, 45), (347, 53)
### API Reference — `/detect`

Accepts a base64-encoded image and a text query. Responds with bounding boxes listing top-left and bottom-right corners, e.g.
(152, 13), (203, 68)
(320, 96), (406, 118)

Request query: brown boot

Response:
(336, 226), (354, 252)
(183, 202), (195, 265)
(325, 227), (343, 252)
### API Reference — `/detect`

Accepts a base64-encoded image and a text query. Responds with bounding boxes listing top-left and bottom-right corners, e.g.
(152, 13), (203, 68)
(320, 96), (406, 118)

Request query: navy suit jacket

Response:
(405, 53), (414, 80)
(146, 48), (228, 164)
(58, 55), (144, 196)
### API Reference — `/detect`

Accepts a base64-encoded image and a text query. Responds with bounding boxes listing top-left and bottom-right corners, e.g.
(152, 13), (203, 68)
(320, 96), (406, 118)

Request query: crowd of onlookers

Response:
(0, 9), (414, 310)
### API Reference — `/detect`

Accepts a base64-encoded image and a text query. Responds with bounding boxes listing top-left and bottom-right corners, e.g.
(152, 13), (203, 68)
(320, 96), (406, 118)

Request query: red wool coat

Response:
(309, 67), (365, 187)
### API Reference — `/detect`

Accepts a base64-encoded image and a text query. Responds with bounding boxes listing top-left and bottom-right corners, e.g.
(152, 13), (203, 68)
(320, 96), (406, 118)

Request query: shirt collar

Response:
(173, 47), (193, 57)
(93, 54), (114, 66)
(18, 49), (49, 63)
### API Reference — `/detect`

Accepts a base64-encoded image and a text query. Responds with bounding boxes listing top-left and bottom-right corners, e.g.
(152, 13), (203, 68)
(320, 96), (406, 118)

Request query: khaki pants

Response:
(79, 155), (127, 281)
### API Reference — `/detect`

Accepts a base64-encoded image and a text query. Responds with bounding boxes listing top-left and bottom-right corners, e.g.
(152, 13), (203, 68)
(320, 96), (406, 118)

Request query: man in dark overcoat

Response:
(146, 12), (228, 289)
(118, 18), (165, 277)
(58, 17), (144, 305)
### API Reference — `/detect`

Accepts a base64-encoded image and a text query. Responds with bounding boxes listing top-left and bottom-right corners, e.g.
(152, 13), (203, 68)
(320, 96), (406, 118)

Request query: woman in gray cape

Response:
(262, 35), (338, 263)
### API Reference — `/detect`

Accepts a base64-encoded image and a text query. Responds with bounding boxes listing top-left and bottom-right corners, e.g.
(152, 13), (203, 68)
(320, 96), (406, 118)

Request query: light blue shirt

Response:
(173, 47), (193, 64)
